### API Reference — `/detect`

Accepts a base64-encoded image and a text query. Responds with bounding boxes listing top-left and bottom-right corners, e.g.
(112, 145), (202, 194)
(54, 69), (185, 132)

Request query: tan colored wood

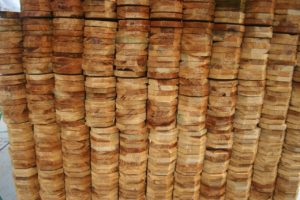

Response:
(84, 0), (116, 18)
(115, 20), (149, 77)
(20, 0), (51, 17)
(150, 0), (183, 19)
(183, 1), (214, 21)
(244, 0), (275, 26)
(51, 0), (83, 17)
(118, 0), (149, 5)
(52, 18), (84, 75)
(117, 5), (149, 19)
(38, 168), (65, 200)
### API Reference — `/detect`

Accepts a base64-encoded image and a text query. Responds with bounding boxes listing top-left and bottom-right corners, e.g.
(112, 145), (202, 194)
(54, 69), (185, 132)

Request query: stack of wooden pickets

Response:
(273, 39), (300, 200)
(2, 0), (300, 200)
(173, 0), (214, 199)
(251, 33), (298, 200)
(225, 1), (275, 200)
(273, 0), (300, 34)
(150, 0), (183, 19)
(83, 0), (117, 19)
(20, 0), (51, 17)
(21, 4), (66, 198)
(115, 0), (149, 199)
(249, 1), (300, 199)
(83, 15), (118, 198)
(182, 0), (215, 21)
(214, 0), (246, 24)
(83, 2), (118, 199)
(0, 12), (40, 200)
(50, 1), (91, 199)
(199, 1), (245, 199)
(51, 0), (83, 18)
(146, 1), (182, 198)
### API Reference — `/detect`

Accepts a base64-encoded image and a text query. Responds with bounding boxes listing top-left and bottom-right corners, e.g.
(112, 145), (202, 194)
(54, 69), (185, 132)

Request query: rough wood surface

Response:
(117, 5), (149, 19)
(20, 0), (51, 17)
(183, 1), (215, 21)
(84, 0), (116, 19)
(150, 0), (183, 19)
(51, 0), (83, 17)
(115, 20), (149, 77)
(52, 18), (84, 75)
(244, 0), (275, 26)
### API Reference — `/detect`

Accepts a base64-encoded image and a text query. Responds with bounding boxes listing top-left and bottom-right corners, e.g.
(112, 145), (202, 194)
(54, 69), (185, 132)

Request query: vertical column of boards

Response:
(83, 0), (118, 198)
(200, 0), (245, 199)
(21, 1), (65, 199)
(51, 1), (91, 199)
(147, 1), (183, 199)
(115, 0), (149, 199)
(250, 0), (300, 199)
(0, 12), (40, 200)
(273, 1), (300, 199)
(225, 0), (275, 199)
(173, 0), (215, 199)
(273, 41), (300, 200)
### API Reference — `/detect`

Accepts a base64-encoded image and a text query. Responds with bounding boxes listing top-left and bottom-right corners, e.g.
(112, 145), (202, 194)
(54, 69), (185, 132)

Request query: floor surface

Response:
(0, 119), (16, 200)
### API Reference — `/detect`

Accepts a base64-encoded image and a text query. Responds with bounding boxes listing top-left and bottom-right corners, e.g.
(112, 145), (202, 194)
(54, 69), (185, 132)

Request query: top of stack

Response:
(214, 0), (246, 24)
(21, 0), (51, 17)
(244, 0), (275, 26)
(273, 0), (300, 34)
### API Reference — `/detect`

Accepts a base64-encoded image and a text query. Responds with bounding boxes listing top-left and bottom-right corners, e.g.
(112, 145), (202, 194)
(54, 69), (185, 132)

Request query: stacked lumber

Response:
(226, 26), (273, 200)
(53, 19), (88, 194)
(250, 33), (299, 200)
(173, 21), (213, 200)
(83, 0), (117, 19)
(273, 83), (300, 199)
(51, 0), (83, 17)
(23, 19), (55, 125)
(147, 128), (178, 199)
(116, 77), (148, 199)
(273, 0), (300, 34)
(60, 121), (91, 200)
(209, 24), (245, 79)
(200, 80), (237, 200)
(150, 0), (183, 19)
(147, 21), (182, 79)
(273, 40), (300, 200)
(23, 19), (52, 75)
(20, 9), (65, 199)
(83, 20), (118, 199)
(83, 20), (117, 76)
(26, 74), (65, 199)
(3, 2), (300, 199)
(20, 0), (51, 17)
(52, 18), (84, 75)
(0, 76), (27, 126)
(244, 0), (275, 26)
(117, 0), (149, 19)
(146, 20), (182, 200)
(91, 127), (119, 199)
(7, 123), (40, 200)
(182, 0), (215, 21)
(115, 20), (149, 77)
(34, 124), (65, 200)
(200, 16), (244, 198)
(0, 16), (40, 200)
(214, 0), (246, 24)
(54, 74), (91, 200)
(115, 5), (149, 198)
